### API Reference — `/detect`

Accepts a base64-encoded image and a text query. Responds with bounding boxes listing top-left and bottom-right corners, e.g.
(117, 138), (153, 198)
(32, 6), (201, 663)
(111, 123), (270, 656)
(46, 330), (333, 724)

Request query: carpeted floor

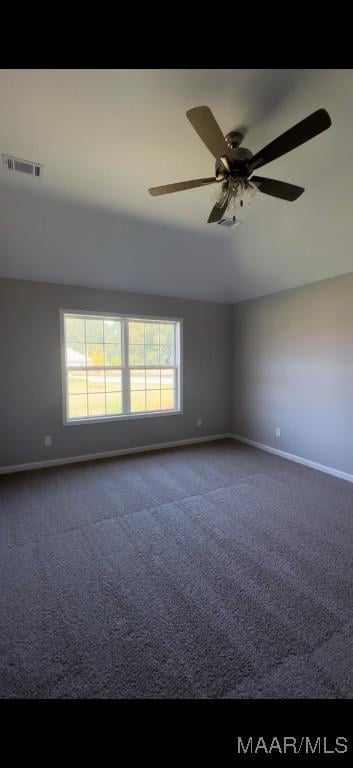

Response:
(0, 438), (353, 699)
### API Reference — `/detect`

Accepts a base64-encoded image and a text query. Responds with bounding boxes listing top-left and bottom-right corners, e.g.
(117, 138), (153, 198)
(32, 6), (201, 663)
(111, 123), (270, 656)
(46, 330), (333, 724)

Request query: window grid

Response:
(65, 315), (124, 420)
(67, 369), (123, 418)
(128, 320), (176, 368)
(129, 368), (176, 413)
(62, 313), (181, 422)
(127, 321), (177, 415)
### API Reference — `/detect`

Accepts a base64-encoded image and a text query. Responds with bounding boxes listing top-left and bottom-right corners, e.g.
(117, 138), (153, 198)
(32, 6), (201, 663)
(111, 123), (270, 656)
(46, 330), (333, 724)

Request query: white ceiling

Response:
(0, 68), (353, 303)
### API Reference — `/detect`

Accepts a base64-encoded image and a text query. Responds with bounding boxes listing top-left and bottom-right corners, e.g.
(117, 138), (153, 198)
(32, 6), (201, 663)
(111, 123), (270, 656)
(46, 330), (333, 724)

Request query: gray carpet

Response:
(0, 438), (353, 699)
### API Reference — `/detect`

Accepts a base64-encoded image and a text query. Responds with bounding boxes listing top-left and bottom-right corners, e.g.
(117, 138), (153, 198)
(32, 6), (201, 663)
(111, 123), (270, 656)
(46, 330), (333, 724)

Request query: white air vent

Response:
(2, 154), (43, 178)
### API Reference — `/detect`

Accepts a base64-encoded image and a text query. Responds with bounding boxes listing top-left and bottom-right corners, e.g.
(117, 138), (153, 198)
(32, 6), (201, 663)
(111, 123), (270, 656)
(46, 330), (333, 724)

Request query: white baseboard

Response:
(0, 433), (231, 476)
(2, 432), (351, 485)
(230, 433), (353, 484)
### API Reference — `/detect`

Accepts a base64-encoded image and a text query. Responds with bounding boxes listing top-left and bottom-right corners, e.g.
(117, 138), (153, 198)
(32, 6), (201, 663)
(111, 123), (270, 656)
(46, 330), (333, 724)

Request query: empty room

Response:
(1, 68), (353, 710)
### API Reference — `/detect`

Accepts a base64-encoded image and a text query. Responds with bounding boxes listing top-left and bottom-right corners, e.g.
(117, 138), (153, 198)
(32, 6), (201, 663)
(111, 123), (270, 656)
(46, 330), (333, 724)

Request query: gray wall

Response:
(3, 271), (353, 475)
(232, 272), (353, 475)
(0, 278), (232, 467)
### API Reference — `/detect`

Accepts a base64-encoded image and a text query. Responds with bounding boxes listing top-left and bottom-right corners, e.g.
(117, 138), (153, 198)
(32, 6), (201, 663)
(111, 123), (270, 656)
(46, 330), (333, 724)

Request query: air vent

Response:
(2, 154), (43, 178)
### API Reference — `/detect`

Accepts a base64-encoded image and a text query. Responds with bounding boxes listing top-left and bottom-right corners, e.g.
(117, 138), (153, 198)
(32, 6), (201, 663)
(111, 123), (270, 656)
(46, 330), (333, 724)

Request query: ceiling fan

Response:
(148, 106), (332, 225)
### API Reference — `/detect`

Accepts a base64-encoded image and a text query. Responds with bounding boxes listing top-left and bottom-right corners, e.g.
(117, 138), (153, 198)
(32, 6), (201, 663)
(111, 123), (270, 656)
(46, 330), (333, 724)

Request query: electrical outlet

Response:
(275, 427), (281, 438)
(44, 435), (52, 446)
(197, 417), (203, 427)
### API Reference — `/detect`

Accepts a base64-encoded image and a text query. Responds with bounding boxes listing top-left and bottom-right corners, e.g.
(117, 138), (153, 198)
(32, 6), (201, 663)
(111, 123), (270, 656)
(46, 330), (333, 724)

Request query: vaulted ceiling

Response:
(0, 68), (352, 302)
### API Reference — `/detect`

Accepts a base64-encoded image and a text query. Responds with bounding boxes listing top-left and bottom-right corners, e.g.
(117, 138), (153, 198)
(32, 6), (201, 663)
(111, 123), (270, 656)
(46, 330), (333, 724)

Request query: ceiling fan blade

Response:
(149, 177), (220, 196)
(186, 106), (228, 159)
(249, 109), (332, 172)
(208, 194), (229, 223)
(251, 176), (305, 201)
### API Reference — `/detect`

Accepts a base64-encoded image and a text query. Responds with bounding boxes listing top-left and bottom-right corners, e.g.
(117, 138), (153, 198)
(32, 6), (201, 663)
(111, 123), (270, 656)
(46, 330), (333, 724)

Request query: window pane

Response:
(159, 323), (174, 346)
(161, 389), (175, 410)
(66, 342), (86, 366)
(131, 391), (146, 412)
(68, 393), (87, 419)
(104, 319), (121, 343)
(146, 390), (161, 411)
(86, 318), (104, 343)
(130, 370), (145, 390)
(105, 370), (122, 392)
(144, 323), (160, 345)
(86, 344), (104, 365)
(129, 321), (144, 344)
(129, 345), (145, 365)
(106, 392), (122, 414)
(68, 370), (87, 395)
(88, 393), (106, 416)
(145, 345), (159, 365)
(160, 345), (175, 365)
(65, 316), (85, 343)
(87, 370), (105, 393)
(161, 369), (174, 389)
(146, 369), (160, 389)
(64, 313), (179, 421)
(104, 344), (121, 366)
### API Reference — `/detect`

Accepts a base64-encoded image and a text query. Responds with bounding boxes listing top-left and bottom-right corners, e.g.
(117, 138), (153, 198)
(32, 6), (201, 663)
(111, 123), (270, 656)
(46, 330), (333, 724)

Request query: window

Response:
(61, 311), (182, 423)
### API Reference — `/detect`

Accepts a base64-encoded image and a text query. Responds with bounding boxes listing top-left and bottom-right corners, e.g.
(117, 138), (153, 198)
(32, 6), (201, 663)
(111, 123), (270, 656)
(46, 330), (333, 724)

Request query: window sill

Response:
(63, 409), (183, 426)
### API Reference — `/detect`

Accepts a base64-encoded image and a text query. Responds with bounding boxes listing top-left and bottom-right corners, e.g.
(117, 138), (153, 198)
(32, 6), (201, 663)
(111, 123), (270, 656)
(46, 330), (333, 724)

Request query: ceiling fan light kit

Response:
(148, 105), (332, 226)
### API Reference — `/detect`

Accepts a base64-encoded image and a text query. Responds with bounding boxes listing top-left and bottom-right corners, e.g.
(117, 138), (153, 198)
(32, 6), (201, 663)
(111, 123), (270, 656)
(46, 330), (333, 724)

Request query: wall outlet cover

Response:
(197, 418), (203, 427)
(275, 427), (281, 438)
(44, 436), (52, 446)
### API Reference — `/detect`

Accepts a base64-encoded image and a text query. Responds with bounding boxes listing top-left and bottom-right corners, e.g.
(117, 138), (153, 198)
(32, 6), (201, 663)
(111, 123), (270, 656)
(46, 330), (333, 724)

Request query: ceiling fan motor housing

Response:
(215, 144), (253, 181)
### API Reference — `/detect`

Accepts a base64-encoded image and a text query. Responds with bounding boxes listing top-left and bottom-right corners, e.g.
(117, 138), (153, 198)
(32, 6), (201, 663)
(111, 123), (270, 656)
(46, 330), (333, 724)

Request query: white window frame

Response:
(60, 309), (183, 425)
